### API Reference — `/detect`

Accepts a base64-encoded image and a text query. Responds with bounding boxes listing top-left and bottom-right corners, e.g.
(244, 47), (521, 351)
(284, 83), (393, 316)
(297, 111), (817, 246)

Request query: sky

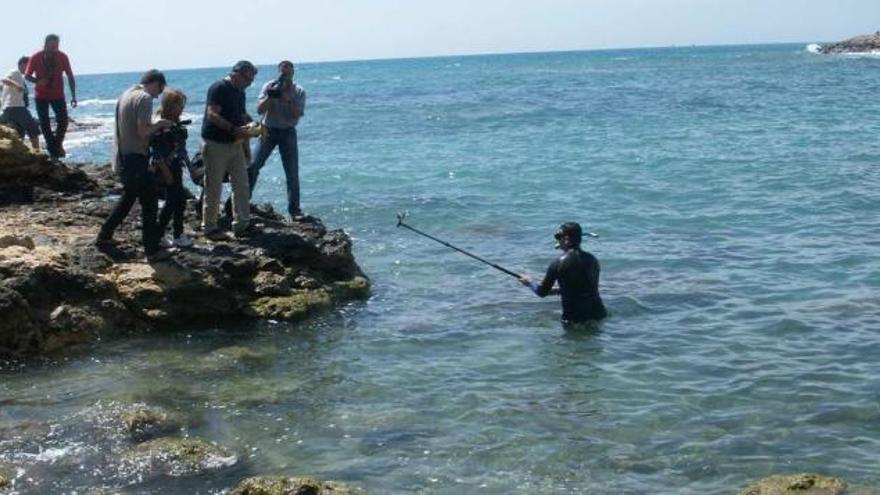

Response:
(2, 0), (879, 74)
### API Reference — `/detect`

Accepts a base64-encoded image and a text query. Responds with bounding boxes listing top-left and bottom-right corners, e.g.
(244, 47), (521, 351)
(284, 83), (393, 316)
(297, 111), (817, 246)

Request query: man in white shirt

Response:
(0, 57), (41, 150)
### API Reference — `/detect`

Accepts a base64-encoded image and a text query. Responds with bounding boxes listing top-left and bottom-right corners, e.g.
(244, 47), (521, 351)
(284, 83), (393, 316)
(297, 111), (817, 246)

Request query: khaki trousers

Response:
(201, 139), (250, 233)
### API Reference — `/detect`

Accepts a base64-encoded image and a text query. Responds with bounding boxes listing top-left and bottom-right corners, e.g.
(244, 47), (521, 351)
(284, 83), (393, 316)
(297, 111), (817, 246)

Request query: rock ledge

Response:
(818, 33), (880, 54)
(0, 125), (369, 357)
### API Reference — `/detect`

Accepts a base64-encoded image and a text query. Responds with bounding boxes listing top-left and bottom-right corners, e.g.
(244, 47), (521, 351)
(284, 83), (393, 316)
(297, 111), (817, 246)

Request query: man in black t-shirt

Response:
(519, 222), (607, 324)
(200, 60), (256, 239)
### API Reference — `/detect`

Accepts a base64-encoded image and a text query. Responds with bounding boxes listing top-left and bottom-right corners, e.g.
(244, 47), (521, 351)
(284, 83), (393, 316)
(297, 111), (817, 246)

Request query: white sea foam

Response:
(806, 42), (880, 57)
(63, 112), (202, 153)
(75, 98), (117, 107)
(64, 116), (115, 150)
(839, 50), (880, 58)
(14, 443), (92, 463)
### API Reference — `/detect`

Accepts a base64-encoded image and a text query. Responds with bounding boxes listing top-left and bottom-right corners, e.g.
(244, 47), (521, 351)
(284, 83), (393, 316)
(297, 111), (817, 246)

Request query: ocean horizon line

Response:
(77, 40), (822, 77)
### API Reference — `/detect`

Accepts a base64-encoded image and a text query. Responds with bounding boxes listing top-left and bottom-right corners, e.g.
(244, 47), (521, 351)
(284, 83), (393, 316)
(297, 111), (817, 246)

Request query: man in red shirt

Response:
(24, 33), (77, 160)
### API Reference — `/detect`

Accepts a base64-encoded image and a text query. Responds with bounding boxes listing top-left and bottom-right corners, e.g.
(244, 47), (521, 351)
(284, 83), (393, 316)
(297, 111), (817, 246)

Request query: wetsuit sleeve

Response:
(534, 260), (559, 297)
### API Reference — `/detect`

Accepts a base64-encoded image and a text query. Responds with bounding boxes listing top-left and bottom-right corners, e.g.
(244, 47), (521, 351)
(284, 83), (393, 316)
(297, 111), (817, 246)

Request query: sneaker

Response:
(291, 208), (306, 221)
(173, 234), (193, 248)
(159, 236), (174, 248)
(233, 223), (262, 239)
(146, 248), (172, 262)
(95, 232), (115, 247)
(205, 229), (229, 242)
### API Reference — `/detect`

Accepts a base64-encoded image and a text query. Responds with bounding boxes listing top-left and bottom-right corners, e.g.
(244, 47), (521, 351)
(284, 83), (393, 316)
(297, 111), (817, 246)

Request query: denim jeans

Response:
(34, 98), (68, 158)
(99, 154), (160, 254)
(248, 126), (299, 216)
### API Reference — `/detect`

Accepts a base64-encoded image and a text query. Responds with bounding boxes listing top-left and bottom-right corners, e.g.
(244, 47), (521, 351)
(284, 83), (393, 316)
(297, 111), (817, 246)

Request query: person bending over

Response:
(0, 56), (41, 151)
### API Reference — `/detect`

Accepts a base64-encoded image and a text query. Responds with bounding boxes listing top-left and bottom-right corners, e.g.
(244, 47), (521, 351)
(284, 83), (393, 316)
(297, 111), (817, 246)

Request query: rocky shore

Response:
(818, 32), (880, 54)
(0, 125), (369, 357)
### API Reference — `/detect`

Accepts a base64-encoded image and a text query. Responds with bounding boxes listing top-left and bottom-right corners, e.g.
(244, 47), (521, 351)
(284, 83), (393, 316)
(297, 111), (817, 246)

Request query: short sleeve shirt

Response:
(24, 50), (72, 101)
(201, 79), (247, 143)
(257, 81), (306, 129)
(115, 85), (154, 155)
(1, 70), (26, 108)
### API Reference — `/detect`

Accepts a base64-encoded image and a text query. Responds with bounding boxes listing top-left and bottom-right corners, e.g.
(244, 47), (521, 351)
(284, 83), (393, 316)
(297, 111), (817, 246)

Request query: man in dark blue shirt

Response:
(519, 222), (607, 323)
(201, 60), (256, 240)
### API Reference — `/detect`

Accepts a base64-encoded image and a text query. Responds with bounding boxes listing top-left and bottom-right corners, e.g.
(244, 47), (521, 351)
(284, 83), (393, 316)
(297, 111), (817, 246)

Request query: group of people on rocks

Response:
(96, 60), (306, 261)
(3, 34), (606, 323)
(1, 34), (307, 262)
(1, 34), (76, 159)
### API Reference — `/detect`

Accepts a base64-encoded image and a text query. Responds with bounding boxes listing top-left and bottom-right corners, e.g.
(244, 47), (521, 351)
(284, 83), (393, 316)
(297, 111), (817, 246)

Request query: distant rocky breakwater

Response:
(818, 32), (880, 54)
(0, 125), (370, 358)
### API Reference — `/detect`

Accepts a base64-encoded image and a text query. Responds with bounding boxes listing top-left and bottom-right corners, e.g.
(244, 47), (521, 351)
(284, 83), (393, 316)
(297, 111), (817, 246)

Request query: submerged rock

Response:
(819, 32), (880, 54)
(0, 131), (370, 356)
(0, 470), (9, 490)
(231, 476), (361, 495)
(739, 473), (847, 495)
(203, 345), (275, 370)
(121, 437), (237, 478)
(119, 407), (183, 443)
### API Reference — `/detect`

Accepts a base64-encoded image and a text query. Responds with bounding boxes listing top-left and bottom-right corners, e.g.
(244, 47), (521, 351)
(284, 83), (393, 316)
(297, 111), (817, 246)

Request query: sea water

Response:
(1, 44), (879, 493)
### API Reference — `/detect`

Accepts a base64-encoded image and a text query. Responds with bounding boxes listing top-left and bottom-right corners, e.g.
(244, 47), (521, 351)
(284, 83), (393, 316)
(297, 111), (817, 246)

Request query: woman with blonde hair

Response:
(150, 88), (193, 247)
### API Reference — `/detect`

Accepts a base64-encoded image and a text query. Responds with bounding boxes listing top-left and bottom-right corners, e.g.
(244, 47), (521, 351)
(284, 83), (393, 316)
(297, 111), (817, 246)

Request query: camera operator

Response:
(248, 60), (306, 220)
(151, 88), (193, 248)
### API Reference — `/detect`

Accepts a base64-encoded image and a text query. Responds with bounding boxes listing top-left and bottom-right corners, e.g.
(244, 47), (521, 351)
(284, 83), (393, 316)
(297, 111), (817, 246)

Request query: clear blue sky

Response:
(2, 0), (879, 74)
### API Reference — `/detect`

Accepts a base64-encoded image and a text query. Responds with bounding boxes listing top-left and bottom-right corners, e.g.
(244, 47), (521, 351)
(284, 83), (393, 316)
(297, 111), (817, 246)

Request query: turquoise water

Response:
(2, 44), (880, 493)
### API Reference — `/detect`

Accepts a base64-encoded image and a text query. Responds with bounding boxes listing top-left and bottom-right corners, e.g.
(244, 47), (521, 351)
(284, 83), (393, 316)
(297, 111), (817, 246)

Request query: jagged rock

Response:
(0, 125), (101, 205)
(0, 131), (369, 356)
(253, 271), (292, 296)
(819, 32), (880, 54)
(0, 461), (14, 489)
(0, 284), (40, 356)
(249, 290), (334, 320)
(0, 235), (34, 250)
(120, 437), (237, 477)
(231, 476), (361, 495)
(740, 473), (847, 495)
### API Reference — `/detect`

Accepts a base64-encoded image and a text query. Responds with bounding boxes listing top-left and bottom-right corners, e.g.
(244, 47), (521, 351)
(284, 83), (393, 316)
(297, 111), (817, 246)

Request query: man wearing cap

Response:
(518, 222), (607, 323)
(249, 60), (306, 220)
(96, 70), (172, 261)
(201, 60), (257, 239)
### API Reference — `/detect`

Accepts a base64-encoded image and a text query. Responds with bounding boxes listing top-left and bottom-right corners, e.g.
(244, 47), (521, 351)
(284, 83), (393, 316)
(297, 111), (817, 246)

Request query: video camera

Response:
(166, 118), (191, 145)
(266, 74), (287, 99)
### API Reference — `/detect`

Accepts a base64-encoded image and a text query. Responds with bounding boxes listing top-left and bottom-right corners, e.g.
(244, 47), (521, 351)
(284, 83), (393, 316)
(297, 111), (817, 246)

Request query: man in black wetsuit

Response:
(519, 222), (607, 323)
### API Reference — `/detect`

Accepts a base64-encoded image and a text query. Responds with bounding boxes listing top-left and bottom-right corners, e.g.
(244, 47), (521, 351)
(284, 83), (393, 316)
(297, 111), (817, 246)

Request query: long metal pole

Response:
(396, 214), (521, 279)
